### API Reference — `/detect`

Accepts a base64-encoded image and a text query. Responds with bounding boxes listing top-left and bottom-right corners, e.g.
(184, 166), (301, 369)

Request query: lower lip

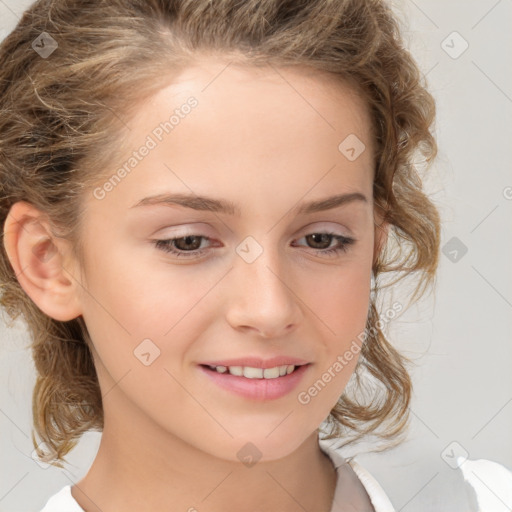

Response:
(198, 364), (310, 401)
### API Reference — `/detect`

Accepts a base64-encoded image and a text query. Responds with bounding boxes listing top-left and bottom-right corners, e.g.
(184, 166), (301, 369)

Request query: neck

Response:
(71, 404), (337, 512)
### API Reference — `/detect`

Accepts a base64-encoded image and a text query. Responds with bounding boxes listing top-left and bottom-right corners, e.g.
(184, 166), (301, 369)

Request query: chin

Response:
(205, 430), (313, 464)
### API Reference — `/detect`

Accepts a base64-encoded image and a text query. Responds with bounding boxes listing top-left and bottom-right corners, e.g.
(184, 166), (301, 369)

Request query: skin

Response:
(4, 59), (387, 511)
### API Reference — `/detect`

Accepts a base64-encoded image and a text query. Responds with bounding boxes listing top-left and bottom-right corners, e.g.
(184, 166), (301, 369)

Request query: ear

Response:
(3, 201), (83, 321)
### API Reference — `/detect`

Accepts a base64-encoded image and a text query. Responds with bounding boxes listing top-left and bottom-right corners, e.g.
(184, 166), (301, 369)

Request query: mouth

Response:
(198, 362), (311, 401)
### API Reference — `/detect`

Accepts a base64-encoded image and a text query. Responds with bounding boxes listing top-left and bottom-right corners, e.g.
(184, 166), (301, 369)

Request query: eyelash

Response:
(153, 231), (356, 259)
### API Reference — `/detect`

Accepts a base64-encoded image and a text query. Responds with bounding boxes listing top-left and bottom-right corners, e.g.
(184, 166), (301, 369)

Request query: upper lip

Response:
(200, 356), (310, 369)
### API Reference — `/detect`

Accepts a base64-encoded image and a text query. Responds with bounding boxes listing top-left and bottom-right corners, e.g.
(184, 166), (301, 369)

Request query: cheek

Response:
(299, 257), (371, 338)
(294, 256), (371, 399)
(79, 237), (211, 336)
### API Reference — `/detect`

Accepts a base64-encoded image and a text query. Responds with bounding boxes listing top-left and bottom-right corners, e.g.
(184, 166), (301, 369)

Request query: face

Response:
(73, 59), (381, 462)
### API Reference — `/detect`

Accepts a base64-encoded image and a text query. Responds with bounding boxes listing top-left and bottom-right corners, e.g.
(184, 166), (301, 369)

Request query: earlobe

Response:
(3, 201), (83, 322)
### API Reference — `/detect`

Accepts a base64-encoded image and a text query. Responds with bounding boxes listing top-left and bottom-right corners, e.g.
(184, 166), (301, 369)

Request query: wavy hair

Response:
(0, 0), (440, 466)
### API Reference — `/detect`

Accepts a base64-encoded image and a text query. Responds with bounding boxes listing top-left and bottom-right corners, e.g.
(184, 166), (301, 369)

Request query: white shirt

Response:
(39, 441), (512, 512)
(319, 439), (395, 511)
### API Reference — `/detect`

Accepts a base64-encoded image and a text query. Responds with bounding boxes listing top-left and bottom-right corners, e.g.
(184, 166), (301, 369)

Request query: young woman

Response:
(0, 0), (481, 510)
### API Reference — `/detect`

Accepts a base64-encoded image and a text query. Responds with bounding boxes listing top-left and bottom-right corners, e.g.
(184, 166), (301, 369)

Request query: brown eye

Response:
(173, 235), (203, 251)
(154, 235), (212, 259)
(305, 233), (334, 250)
(293, 232), (356, 257)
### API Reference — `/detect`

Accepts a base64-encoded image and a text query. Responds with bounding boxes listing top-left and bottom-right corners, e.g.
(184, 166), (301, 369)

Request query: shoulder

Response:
(40, 485), (85, 512)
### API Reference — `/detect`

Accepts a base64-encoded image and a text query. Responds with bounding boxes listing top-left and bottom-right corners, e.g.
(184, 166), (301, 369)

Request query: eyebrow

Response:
(130, 191), (368, 215)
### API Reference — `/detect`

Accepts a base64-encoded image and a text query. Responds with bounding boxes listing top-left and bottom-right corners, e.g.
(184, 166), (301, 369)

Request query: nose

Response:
(224, 245), (302, 339)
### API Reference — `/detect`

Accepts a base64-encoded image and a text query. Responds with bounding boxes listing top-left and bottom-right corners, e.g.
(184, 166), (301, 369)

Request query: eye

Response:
(292, 232), (356, 257)
(153, 231), (355, 260)
(153, 235), (213, 259)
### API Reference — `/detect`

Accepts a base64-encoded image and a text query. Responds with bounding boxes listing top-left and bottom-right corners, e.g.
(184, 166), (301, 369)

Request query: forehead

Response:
(87, 59), (374, 217)
(133, 58), (373, 147)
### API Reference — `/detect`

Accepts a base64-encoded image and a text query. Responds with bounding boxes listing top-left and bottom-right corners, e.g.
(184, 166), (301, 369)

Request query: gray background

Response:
(1, 0), (511, 510)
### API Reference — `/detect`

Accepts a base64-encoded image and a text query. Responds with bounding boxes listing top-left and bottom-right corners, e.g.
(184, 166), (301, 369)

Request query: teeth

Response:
(208, 364), (297, 379)
(229, 366), (243, 376)
(244, 366), (263, 379)
(263, 367), (280, 379)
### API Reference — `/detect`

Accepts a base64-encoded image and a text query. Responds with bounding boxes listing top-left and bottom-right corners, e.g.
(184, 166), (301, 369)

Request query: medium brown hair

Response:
(0, 0), (440, 466)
